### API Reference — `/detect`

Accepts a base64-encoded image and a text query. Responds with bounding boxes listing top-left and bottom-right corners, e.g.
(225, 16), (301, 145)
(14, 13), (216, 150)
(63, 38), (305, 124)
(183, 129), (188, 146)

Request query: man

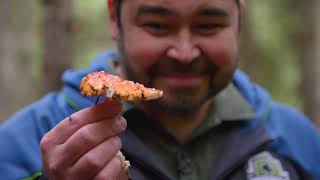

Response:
(0, 0), (319, 179)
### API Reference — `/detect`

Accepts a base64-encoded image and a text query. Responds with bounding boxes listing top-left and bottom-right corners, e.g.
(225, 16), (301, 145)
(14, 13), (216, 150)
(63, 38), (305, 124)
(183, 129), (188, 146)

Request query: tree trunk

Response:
(41, 0), (74, 93)
(0, 0), (14, 121)
(299, 0), (320, 126)
(0, 0), (35, 121)
(239, 3), (258, 77)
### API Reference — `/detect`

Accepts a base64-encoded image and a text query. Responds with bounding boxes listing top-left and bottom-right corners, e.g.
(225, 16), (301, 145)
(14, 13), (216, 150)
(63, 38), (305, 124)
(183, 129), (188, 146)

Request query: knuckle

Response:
(110, 136), (122, 150)
(118, 117), (127, 131)
(40, 134), (52, 154)
(114, 157), (122, 168)
(83, 154), (102, 170)
(46, 161), (62, 175)
(94, 172), (108, 180)
(97, 175), (116, 180)
(94, 174), (108, 180)
(78, 127), (95, 146)
(94, 160), (122, 180)
(111, 117), (127, 134)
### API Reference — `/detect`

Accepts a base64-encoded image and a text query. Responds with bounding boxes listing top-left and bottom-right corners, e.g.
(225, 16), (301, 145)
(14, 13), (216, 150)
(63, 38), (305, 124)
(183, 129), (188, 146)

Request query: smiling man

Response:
(116, 0), (241, 143)
(0, 0), (320, 180)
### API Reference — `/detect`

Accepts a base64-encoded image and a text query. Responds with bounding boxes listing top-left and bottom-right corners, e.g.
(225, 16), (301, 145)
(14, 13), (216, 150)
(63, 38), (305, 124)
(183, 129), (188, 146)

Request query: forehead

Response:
(121, 0), (238, 16)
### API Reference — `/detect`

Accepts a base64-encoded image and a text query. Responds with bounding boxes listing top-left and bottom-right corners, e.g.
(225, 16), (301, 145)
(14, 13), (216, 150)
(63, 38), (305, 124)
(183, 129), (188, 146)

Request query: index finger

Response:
(44, 99), (122, 145)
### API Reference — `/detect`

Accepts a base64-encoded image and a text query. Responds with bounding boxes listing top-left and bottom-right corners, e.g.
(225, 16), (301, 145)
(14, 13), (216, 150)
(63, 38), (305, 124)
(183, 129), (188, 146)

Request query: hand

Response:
(40, 100), (129, 180)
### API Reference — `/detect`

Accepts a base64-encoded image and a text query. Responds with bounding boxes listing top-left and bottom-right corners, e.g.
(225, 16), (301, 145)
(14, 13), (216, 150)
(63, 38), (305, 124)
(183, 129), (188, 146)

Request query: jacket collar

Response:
(209, 124), (272, 180)
(120, 108), (271, 180)
(214, 83), (255, 122)
(119, 109), (175, 180)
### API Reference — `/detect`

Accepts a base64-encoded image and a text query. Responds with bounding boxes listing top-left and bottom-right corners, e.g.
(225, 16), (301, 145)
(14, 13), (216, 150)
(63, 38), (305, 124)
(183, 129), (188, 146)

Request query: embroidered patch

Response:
(247, 152), (290, 180)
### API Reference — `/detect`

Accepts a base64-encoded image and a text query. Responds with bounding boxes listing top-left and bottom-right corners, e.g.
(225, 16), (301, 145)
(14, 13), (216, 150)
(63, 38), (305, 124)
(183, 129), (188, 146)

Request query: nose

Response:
(167, 30), (201, 64)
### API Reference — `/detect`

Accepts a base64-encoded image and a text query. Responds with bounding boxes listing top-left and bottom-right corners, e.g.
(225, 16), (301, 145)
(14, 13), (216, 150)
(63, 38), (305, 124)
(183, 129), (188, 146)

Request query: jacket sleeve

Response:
(265, 102), (320, 179)
(0, 93), (68, 180)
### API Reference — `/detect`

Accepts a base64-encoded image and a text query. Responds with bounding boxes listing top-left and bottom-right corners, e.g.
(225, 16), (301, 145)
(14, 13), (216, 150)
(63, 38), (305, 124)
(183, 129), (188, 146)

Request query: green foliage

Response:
(244, 0), (302, 109)
(73, 0), (116, 69)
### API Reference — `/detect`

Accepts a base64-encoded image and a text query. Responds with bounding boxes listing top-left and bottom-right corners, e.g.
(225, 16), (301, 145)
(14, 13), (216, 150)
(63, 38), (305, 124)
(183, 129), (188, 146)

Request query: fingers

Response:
(40, 99), (126, 180)
(57, 116), (127, 165)
(69, 137), (122, 180)
(93, 155), (128, 180)
(44, 99), (122, 145)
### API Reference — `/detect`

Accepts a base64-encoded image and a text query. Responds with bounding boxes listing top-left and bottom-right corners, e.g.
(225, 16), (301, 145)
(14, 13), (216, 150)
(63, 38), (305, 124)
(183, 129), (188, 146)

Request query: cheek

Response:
(202, 31), (238, 68)
(122, 30), (168, 72)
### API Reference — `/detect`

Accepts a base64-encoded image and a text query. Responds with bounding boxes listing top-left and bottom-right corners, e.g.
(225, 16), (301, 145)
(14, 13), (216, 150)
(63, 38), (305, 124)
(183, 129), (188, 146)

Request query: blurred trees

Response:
(0, 0), (36, 121)
(42, 0), (74, 93)
(0, 0), (319, 126)
(240, 0), (319, 125)
(240, 1), (301, 107)
(298, 0), (320, 126)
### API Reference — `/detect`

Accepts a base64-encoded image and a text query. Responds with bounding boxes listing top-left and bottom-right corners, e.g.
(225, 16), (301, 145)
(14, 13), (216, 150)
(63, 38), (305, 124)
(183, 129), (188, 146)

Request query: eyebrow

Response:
(135, 5), (175, 18)
(197, 6), (229, 17)
(134, 5), (229, 20)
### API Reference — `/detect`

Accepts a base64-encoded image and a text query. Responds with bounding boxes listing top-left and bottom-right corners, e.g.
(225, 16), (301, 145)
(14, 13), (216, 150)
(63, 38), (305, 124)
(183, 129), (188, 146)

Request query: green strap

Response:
(62, 93), (80, 111)
(261, 101), (272, 124)
(22, 172), (42, 180)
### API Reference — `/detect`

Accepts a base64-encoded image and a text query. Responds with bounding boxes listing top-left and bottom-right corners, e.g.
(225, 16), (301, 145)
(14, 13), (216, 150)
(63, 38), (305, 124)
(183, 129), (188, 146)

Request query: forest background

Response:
(0, 0), (319, 127)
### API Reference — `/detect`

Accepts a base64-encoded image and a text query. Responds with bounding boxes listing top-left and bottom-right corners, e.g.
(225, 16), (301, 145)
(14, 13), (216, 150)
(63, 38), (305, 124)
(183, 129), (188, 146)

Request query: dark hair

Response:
(113, 0), (122, 27)
(112, 0), (240, 27)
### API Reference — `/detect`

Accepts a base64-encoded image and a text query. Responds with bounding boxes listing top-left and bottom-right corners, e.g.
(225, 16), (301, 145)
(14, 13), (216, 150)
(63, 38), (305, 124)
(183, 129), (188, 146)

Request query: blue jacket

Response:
(0, 51), (319, 180)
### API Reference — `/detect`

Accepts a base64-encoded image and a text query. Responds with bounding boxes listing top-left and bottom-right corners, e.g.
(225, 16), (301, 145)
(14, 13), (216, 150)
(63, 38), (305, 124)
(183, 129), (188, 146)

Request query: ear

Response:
(239, 0), (246, 15)
(107, 0), (118, 40)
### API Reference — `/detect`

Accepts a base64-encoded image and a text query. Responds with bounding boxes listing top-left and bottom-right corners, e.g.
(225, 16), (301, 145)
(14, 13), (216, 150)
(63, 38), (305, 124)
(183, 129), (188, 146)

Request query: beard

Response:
(149, 85), (213, 116)
(117, 41), (235, 117)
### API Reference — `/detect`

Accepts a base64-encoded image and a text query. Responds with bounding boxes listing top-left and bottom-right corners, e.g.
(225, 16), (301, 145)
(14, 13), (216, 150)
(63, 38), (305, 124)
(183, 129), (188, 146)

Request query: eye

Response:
(193, 23), (224, 35)
(144, 23), (167, 30)
(143, 22), (172, 35)
(197, 24), (220, 29)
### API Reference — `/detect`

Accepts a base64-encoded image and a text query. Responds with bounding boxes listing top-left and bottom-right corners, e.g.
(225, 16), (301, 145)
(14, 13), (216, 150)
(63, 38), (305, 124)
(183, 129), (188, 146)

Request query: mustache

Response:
(148, 58), (216, 76)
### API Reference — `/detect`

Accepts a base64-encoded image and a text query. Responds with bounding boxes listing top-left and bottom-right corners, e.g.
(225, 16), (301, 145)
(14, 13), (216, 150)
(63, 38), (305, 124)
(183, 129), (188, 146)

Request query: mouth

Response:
(156, 73), (206, 88)
(148, 58), (214, 88)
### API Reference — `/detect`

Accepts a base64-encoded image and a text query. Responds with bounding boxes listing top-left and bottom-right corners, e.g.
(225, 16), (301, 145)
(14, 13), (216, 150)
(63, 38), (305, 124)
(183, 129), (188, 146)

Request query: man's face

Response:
(111, 0), (240, 115)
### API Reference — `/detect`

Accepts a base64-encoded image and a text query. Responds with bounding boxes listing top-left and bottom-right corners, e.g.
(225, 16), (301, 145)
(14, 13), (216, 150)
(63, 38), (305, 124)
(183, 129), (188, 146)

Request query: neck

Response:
(142, 100), (213, 144)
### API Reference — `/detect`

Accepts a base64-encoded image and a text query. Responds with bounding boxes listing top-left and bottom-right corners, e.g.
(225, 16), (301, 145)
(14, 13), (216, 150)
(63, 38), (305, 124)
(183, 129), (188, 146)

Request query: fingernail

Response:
(114, 136), (122, 148)
(113, 116), (127, 132)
